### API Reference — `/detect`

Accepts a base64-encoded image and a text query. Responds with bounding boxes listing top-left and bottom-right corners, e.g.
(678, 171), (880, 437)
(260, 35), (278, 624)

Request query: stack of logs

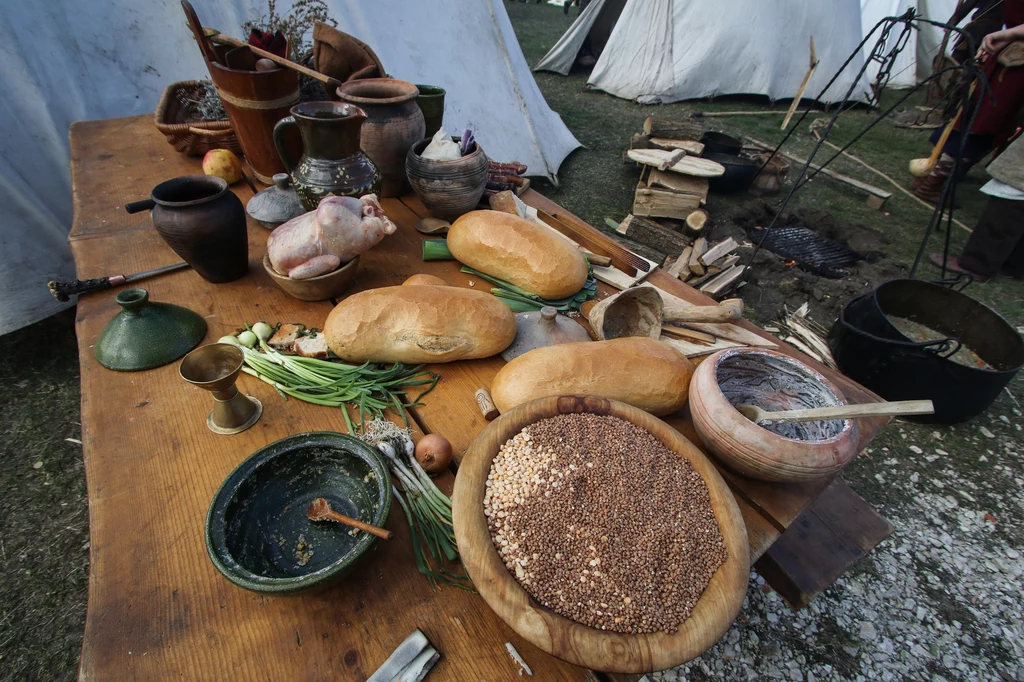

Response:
(615, 215), (746, 299)
(626, 115), (709, 230)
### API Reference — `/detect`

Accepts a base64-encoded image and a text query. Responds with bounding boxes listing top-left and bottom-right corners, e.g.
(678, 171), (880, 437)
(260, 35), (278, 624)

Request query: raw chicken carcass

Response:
(267, 194), (397, 279)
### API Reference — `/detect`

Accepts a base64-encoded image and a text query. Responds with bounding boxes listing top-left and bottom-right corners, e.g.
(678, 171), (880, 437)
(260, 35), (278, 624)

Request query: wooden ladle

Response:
(736, 399), (935, 424)
(306, 497), (393, 540)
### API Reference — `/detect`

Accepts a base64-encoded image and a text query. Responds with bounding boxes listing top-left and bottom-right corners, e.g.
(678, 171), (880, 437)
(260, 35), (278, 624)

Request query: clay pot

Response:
(406, 138), (489, 220)
(336, 78), (425, 198)
(689, 348), (859, 482)
(262, 253), (359, 302)
(273, 102), (380, 211)
(414, 84), (446, 138)
(125, 175), (248, 283)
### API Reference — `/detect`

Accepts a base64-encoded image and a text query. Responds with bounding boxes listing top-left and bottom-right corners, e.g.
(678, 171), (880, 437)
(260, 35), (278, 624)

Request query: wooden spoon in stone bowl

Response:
(306, 497), (393, 540)
(736, 399), (934, 425)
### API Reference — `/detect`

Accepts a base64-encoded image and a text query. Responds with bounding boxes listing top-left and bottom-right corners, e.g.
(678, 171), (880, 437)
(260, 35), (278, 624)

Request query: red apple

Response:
(202, 149), (243, 185)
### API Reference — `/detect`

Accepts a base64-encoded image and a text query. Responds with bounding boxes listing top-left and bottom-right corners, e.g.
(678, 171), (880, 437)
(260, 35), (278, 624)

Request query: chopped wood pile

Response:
(626, 115), (710, 223)
(763, 303), (837, 369)
(615, 115), (752, 299)
(614, 214), (747, 300)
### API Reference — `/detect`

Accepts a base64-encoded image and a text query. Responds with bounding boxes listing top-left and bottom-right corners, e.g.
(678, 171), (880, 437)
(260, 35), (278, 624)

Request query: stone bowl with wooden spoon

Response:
(205, 432), (392, 594)
(690, 348), (863, 482)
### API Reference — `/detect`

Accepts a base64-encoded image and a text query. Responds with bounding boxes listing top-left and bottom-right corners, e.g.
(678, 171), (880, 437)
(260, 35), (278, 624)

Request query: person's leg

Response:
(960, 196), (1024, 278)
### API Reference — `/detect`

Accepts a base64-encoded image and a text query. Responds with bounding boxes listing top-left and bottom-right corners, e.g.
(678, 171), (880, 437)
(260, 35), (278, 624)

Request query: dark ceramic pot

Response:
(94, 288), (207, 371)
(273, 102), (380, 211)
(414, 84), (446, 138)
(337, 78), (425, 198)
(126, 175), (249, 283)
(205, 432), (392, 594)
(406, 138), (489, 220)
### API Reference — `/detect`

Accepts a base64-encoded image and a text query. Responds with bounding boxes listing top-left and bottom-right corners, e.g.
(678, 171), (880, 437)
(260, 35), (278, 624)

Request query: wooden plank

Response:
(648, 169), (709, 202)
(648, 138), (705, 155)
(699, 238), (739, 267)
(70, 116), (592, 682)
(666, 246), (693, 279)
(616, 214), (690, 256)
(627, 149), (725, 177)
(633, 188), (702, 220)
(754, 479), (893, 609)
(642, 115), (703, 140)
(688, 237), (708, 276)
(700, 264), (747, 297)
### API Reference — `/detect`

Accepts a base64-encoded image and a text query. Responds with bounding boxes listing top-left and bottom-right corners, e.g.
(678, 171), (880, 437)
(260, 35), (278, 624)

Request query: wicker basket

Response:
(154, 80), (243, 156)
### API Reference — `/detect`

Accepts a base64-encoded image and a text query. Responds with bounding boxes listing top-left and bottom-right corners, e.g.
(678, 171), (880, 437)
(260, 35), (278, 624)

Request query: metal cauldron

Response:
(828, 278), (1024, 424)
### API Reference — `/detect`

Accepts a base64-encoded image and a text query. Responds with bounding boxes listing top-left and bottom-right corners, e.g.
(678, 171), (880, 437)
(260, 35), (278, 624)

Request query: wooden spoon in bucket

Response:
(306, 497), (393, 540)
(736, 399), (935, 424)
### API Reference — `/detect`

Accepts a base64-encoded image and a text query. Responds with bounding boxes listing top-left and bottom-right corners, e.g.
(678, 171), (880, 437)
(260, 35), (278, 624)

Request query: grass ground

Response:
(1, 3), (1022, 680)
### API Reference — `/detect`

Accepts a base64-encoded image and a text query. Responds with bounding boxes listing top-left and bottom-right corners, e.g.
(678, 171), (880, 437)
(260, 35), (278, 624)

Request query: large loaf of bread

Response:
(325, 284), (515, 363)
(447, 210), (588, 299)
(490, 337), (694, 416)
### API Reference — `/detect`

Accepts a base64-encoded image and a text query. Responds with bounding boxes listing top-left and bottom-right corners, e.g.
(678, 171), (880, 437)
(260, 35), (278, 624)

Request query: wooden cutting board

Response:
(627, 149), (726, 177)
(452, 395), (749, 674)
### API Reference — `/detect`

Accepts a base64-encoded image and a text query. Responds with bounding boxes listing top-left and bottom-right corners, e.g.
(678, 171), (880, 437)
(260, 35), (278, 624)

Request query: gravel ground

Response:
(648, 411), (1024, 682)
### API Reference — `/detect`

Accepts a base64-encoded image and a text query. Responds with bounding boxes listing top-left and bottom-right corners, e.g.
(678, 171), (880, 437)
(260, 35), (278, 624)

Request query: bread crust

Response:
(325, 285), (516, 363)
(490, 338), (694, 416)
(448, 210), (588, 299)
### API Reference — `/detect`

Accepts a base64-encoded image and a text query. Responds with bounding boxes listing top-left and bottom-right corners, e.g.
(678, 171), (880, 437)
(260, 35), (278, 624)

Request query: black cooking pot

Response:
(828, 278), (1024, 423)
(701, 131), (743, 156)
(703, 153), (759, 193)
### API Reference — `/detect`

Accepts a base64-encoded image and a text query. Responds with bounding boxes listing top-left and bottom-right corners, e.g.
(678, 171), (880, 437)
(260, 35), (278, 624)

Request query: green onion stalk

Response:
(460, 265), (598, 312)
(235, 338), (439, 433)
(361, 420), (473, 591)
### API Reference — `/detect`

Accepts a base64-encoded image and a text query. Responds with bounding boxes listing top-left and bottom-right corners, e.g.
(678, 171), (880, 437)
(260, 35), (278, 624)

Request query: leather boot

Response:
(910, 154), (956, 204)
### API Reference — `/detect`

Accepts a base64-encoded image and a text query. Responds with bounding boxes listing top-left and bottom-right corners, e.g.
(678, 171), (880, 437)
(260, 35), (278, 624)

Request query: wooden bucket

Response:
(208, 53), (301, 184)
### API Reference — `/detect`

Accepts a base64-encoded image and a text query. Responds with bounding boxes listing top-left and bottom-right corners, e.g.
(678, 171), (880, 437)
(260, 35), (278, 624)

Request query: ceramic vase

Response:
(336, 78), (425, 198)
(274, 102), (381, 211)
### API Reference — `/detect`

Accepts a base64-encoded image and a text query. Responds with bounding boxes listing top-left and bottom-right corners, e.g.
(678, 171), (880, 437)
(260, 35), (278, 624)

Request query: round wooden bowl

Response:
(262, 253), (359, 302)
(405, 138), (488, 220)
(689, 348), (859, 482)
(452, 395), (749, 674)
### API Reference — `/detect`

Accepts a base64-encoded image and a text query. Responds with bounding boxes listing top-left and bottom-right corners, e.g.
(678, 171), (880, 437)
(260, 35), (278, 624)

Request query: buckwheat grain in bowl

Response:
(483, 412), (728, 634)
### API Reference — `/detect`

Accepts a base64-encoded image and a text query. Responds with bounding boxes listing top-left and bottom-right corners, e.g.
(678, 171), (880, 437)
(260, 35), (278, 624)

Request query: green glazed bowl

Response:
(206, 432), (392, 594)
(94, 288), (206, 371)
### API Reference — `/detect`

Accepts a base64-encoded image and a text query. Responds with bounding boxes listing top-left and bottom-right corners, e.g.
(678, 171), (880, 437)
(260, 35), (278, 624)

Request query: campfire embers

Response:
(749, 226), (863, 278)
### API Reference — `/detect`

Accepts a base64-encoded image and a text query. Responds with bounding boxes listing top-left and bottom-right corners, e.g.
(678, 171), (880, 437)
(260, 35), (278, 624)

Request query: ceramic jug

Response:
(336, 78), (425, 198)
(273, 102), (380, 211)
(125, 175), (249, 283)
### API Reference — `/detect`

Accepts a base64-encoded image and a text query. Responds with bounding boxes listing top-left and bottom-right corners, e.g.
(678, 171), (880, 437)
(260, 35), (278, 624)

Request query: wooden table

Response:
(70, 115), (891, 681)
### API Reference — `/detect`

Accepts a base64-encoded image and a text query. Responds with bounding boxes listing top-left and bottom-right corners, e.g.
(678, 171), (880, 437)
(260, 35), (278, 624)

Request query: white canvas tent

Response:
(0, 0), (579, 336)
(536, 0), (874, 104)
(860, 0), (959, 87)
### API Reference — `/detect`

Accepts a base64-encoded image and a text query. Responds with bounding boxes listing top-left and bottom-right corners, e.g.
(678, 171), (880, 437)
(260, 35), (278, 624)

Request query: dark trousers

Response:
(961, 196), (1024, 277)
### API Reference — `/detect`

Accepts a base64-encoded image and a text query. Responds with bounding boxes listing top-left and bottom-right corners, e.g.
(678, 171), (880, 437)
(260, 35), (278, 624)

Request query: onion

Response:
(252, 322), (273, 342)
(415, 434), (453, 474)
(237, 330), (258, 348)
(217, 335), (241, 346)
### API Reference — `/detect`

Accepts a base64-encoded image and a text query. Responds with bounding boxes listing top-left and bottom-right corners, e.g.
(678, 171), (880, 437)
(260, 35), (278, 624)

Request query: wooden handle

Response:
(925, 81), (978, 170)
(581, 250), (613, 267)
(181, 1), (218, 66)
(762, 399), (935, 423)
(475, 388), (499, 421)
(209, 31), (343, 88)
(663, 304), (742, 324)
(325, 510), (393, 540)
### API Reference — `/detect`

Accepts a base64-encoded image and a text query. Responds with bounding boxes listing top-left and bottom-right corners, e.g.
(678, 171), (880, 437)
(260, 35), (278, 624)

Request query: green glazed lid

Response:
(94, 288), (207, 371)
